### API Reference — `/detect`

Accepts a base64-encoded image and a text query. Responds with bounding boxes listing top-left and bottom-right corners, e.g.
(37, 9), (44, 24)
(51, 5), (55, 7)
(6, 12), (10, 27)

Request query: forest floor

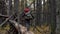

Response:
(30, 25), (51, 34)
(0, 24), (51, 34)
(0, 24), (10, 34)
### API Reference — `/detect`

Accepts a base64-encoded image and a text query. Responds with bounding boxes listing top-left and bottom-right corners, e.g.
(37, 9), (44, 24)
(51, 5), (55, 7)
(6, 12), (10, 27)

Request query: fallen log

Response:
(0, 16), (12, 26)
(0, 13), (16, 26)
(9, 20), (34, 34)
(9, 20), (27, 34)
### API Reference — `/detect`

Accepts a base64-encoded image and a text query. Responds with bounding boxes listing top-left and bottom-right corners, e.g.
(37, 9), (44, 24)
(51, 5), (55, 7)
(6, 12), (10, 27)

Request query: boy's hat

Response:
(24, 7), (30, 13)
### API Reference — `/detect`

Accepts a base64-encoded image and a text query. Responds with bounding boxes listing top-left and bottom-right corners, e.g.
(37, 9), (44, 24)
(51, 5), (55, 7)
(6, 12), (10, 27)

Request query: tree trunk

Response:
(49, 0), (56, 34)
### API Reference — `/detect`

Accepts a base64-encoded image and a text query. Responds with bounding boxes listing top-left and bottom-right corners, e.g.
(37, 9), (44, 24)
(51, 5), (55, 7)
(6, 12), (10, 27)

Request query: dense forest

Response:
(0, 0), (60, 34)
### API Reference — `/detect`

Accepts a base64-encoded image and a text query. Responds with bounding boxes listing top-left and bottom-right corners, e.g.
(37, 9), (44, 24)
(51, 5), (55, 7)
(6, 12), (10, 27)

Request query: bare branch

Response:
(0, 14), (8, 18)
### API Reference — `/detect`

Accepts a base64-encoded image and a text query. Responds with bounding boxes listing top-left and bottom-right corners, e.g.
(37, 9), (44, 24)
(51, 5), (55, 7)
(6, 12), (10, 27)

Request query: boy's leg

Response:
(25, 21), (30, 31)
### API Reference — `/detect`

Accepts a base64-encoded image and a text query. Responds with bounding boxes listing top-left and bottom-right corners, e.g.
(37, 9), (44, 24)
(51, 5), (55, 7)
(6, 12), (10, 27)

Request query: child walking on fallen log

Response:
(24, 7), (34, 31)
(21, 7), (34, 31)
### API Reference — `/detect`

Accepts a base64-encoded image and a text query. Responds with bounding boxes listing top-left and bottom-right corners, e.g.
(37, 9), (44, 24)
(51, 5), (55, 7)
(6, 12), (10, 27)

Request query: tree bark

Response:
(49, 0), (56, 34)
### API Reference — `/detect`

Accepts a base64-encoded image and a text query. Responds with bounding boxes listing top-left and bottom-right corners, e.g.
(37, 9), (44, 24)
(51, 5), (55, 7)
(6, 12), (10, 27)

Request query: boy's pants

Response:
(25, 20), (30, 31)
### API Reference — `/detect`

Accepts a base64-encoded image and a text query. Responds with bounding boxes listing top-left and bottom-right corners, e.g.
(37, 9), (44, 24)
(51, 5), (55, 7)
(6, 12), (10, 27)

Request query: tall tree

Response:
(14, 0), (20, 34)
(0, 0), (6, 24)
(36, 0), (42, 25)
(49, 0), (56, 34)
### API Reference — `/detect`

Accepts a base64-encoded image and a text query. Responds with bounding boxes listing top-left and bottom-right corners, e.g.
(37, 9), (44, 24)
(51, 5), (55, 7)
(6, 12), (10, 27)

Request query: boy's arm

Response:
(30, 14), (34, 20)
